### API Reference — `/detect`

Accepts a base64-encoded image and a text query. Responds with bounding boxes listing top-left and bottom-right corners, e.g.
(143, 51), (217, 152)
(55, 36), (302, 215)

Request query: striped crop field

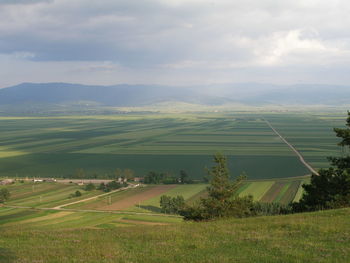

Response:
(0, 207), (182, 230)
(264, 113), (345, 169)
(66, 184), (208, 213)
(236, 177), (309, 204)
(0, 178), (308, 230)
(0, 112), (343, 180)
(0, 181), (103, 208)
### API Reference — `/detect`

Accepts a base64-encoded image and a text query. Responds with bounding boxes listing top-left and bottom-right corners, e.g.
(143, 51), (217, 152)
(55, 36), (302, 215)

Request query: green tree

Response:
(179, 170), (193, 184)
(295, 112), (350, 211)
(160, 195), (172, 213)
(75, 190), (82, 197)
(206, 154), (237, 201)
(181, 153), (253, 220)
(0, 188), (10, 203)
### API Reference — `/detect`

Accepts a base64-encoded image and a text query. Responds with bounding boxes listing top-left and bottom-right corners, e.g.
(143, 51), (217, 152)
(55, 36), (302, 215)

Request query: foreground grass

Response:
(0, 208), (349, 262)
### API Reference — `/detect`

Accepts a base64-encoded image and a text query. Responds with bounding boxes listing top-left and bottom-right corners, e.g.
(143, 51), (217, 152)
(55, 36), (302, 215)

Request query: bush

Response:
(181, 195), (255, 221)
(253, 202), (292, 216)
(84, 183), (96, 191)
(0, 188), (10, 203)
(98, 181), (126, 192)
(160, 195), (185, 214)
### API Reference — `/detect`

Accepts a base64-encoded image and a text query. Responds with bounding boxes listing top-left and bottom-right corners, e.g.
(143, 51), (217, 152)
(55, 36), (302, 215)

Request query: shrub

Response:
(253, 202), (292, 216)
(84, 183), (96, 191)
(0, 188), (10, 203)
(98, 181), (126, 192)
(160, 195), (185, 214)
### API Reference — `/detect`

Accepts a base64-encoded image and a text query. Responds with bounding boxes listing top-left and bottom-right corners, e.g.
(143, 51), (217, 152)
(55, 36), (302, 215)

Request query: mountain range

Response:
(0, 82), (349, 108)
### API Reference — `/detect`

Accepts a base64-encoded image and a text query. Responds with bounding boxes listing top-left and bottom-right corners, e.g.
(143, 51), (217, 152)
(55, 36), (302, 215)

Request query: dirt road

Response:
(264, 119), (319, 175)
(53, 184), (139, 209)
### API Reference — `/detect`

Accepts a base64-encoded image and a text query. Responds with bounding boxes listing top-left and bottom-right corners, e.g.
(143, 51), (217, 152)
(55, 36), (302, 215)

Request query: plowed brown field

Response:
(99, 185), (177, 210)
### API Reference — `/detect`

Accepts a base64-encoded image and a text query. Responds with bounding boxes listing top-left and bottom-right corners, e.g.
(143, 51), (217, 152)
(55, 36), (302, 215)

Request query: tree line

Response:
(143, 170), (193, 184)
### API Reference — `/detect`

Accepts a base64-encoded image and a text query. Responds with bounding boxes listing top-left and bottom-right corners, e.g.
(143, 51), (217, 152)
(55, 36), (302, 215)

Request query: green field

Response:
(0, 181), (103, 208)
(1, 178), (306, 217)
(266, 113), (345, 169)
(0, 112), (344, 180)
(235, 176), (309, 204)
(1, 206), (349, 262)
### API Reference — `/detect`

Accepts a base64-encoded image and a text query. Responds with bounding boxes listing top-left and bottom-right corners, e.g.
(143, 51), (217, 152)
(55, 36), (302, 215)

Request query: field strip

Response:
(4, 211), (75, 225)
(2, 205), (182, 218)
(99, 185), (177, 210)
(239, 181), (275, 201)
(264, 119), (319, 175)
(52, 185), (140, 209)
(119, 219), (169, 225)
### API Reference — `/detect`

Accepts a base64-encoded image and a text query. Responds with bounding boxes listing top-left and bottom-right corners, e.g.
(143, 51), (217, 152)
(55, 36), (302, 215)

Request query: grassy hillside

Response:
(1, 208), (349, 262)
(0, 112), (343, 180)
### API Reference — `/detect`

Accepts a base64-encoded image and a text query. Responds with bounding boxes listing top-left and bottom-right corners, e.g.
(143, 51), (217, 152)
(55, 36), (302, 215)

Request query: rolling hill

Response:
(0, 82), (350, 109)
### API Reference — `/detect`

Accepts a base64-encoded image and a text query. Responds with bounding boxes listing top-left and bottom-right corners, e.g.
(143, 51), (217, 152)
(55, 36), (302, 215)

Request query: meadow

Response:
(1, 206), (349, 263)
(0, 112), (344, 180)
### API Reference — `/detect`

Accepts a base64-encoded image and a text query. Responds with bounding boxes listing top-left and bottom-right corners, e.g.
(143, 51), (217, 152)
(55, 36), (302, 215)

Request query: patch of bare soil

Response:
(99, 185), (177, 210)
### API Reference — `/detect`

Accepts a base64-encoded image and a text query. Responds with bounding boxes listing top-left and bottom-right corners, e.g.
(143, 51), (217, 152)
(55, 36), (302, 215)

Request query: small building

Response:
(0, 179), (14, 185)
(45, 178), (57, 182)
(117, 177), (128, 183)
(33, 179), (43, 183)
(134, 177), (144, 182)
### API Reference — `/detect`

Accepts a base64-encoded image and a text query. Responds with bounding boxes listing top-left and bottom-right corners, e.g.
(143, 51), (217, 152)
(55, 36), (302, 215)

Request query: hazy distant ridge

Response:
(0, 82), (349, 106)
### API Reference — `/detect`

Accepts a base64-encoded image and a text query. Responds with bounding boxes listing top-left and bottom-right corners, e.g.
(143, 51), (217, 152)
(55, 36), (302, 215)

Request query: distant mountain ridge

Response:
(0, 82), (349, 107)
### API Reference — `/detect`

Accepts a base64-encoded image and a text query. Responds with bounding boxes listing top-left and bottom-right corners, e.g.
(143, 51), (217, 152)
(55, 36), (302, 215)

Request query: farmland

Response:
(0, 112), (344, 180)
(0, 175), (306, 218)
(0, 174), (305, 214)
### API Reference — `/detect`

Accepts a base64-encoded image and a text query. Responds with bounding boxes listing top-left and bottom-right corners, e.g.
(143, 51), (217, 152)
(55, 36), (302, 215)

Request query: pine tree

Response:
(181, 153), (252, 220)
(206, 154), (236, 201)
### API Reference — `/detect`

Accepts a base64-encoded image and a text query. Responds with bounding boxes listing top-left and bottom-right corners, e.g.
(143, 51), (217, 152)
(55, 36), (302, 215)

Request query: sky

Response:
(1, 0), (350, 88)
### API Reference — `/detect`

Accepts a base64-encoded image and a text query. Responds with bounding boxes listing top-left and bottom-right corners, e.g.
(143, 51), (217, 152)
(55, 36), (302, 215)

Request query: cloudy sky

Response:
(1, 0), (350, 88)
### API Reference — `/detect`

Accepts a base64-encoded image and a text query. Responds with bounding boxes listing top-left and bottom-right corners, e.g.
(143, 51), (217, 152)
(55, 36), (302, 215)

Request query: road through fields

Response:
(53, 184), (140, 209)
(264, 119), (319, 175)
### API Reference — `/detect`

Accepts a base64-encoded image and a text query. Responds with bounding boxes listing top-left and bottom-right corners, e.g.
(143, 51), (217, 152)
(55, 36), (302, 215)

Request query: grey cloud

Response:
(0, 0), (52, 5)
(0, 0), (350, 86)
